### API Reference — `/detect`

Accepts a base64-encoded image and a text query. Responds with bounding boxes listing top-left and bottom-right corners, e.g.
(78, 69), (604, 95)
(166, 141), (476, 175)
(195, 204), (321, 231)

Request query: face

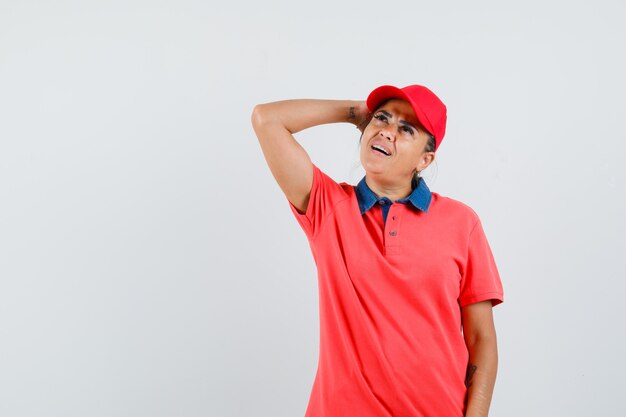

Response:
(359, 99), (435, 184)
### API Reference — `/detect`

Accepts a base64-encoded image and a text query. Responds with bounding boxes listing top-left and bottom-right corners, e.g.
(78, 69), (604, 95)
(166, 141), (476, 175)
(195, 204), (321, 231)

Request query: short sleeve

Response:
(459, 218), (504, 307)
(288, 163), (349, 239)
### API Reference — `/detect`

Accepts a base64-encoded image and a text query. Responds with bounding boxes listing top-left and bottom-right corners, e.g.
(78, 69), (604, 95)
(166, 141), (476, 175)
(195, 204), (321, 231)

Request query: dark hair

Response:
(413, 133), (436, 185)
(424, 134), (436, 153)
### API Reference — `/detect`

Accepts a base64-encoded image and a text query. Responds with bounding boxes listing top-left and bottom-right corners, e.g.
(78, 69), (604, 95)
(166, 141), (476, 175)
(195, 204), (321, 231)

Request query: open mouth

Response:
(371, 144), (391, 156)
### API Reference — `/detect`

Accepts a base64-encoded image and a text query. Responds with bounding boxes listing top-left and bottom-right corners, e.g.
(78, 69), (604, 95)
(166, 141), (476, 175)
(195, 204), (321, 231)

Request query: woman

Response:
(251, 84), (504, 417)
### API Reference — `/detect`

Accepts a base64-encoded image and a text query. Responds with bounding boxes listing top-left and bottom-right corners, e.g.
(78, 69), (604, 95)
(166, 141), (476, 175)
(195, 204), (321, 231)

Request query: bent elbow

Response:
(251, 104), (270, 129)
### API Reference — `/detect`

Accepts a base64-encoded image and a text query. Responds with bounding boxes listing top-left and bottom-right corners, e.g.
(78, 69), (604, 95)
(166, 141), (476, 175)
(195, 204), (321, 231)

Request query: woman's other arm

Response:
(461, 300), (499, 417)
(251, 99), (369, 213)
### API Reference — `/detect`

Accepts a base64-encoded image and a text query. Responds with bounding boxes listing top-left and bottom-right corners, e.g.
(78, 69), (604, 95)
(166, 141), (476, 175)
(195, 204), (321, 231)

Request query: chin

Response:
(361, 160), (386, 176)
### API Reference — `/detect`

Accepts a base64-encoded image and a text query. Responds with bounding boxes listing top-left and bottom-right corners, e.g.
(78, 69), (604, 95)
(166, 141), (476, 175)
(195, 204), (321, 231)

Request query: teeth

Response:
(372, 144), (390, 155)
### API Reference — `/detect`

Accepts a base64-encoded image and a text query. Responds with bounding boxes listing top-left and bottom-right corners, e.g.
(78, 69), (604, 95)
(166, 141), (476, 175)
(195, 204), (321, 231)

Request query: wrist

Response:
(347, 101), (370, 132)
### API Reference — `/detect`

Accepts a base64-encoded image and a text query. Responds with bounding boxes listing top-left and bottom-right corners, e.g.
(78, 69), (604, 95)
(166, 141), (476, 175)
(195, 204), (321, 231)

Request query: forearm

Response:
(253, 99), (364, 133)
(464, 336), (498, 417)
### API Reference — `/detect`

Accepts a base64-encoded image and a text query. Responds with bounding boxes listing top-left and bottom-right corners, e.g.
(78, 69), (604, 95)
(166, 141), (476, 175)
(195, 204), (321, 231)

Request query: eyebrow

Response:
(378, 110), (420, 132)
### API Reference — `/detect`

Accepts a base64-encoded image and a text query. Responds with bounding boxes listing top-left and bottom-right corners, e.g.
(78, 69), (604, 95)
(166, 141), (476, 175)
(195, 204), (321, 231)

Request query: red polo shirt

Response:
(288, 163), (504, 417)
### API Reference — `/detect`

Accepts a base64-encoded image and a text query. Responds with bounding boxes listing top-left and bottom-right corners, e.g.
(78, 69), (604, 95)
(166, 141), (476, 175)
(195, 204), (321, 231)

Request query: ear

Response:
(416, 152), (435, 171)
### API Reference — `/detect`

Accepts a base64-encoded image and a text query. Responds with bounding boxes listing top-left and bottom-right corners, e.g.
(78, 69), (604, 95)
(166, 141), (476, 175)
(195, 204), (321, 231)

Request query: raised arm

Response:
(251, 99), (370, 213)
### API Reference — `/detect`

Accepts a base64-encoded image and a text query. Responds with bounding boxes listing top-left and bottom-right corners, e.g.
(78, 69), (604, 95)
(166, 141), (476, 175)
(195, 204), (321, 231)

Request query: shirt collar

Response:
(355, 175), (432, 214)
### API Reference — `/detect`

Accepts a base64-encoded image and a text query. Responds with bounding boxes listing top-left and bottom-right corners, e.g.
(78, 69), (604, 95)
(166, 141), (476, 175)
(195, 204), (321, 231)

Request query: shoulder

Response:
(429, 191), (481, 230)
(302, 164), (354, 217)
(312, 163), (356, 197)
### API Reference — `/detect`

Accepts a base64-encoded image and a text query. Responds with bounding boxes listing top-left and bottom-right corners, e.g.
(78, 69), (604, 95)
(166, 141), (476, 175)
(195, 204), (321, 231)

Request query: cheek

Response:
(401, 143), (423, 161)
(359, 140), (368, 159)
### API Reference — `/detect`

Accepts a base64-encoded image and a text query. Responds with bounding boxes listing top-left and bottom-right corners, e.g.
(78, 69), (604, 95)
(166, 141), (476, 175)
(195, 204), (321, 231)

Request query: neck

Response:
(365, 175), (415, 201)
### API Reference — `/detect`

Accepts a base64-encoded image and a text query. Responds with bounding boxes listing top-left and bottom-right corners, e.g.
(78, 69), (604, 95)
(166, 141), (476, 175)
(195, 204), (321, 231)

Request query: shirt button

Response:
(378, 200), (386, 205)
(392, 216), (396, 220)
(390, 230), (397, 236)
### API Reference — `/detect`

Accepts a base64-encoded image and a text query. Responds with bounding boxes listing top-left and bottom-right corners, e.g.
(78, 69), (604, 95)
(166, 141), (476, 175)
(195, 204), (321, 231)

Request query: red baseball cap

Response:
(366, 84), (447, 152)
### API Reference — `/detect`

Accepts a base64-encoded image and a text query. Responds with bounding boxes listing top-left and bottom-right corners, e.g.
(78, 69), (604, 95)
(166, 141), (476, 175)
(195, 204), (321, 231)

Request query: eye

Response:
(401, 125), (415, 135)
(374, 113), (388, 122)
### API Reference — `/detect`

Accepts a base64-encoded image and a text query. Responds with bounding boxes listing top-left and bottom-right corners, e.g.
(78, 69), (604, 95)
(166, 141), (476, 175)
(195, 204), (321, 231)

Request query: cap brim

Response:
(366, 85), (408, 112)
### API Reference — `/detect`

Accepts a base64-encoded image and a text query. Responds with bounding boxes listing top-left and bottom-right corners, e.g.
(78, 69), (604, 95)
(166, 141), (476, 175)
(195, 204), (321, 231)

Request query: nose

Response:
(379, 124), (396, 141)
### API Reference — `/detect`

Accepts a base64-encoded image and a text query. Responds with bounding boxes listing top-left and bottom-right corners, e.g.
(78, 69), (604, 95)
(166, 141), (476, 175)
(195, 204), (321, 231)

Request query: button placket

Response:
(384, 205), (401, 255)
